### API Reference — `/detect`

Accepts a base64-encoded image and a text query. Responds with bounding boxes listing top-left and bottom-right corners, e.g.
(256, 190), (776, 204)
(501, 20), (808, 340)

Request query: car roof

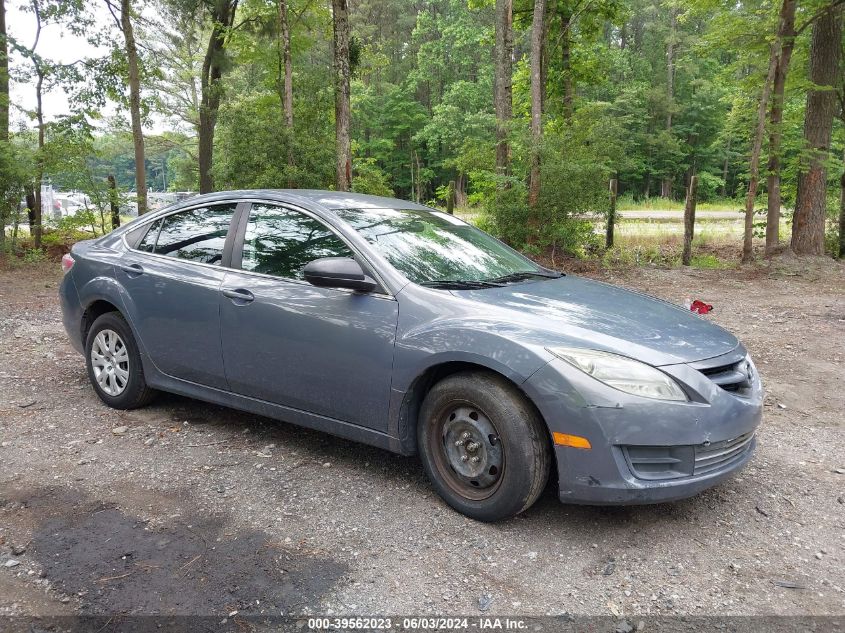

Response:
(171, 189), (432, 213)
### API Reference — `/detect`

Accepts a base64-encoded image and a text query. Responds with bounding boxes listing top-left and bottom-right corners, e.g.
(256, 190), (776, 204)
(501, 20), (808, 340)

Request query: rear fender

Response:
(76, 274), (158, 376)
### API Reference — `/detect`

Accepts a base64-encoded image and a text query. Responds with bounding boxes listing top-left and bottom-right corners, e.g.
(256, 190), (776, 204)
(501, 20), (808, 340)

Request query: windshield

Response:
(335, 208), (544, 285)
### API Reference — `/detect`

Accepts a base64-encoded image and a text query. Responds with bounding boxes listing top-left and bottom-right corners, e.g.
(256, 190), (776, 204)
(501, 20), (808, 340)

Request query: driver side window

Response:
(240, 204), (353, 280)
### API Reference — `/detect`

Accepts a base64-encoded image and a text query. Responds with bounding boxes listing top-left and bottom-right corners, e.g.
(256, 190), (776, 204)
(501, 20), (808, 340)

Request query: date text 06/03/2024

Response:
(306, 617), (529, 630)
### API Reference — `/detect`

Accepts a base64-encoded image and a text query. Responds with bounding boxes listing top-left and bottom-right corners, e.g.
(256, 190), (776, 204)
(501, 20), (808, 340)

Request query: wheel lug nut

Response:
(471, 456), (480, 463)
(461, 432), (470, 440)
(460, 455), (469, 462)
(455, 440), (464, 447)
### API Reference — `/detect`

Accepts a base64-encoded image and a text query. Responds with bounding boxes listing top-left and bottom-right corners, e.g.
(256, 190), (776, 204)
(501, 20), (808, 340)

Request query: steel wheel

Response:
(430, 403), (504, 501)
(90, 328), (130, 396)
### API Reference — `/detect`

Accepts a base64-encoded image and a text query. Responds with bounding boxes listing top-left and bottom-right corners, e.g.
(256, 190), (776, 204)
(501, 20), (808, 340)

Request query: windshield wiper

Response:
(419, 279), (505, 289)
(484, 270), (564, 284)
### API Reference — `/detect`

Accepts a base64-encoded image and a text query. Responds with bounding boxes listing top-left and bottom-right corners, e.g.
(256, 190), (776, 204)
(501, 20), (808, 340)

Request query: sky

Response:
(6, 2), (133, 131)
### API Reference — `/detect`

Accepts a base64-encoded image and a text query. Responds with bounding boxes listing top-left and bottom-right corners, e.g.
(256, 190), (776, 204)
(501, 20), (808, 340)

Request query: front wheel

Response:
(85, 312), (156, 410)
(417, 371), (551, 522)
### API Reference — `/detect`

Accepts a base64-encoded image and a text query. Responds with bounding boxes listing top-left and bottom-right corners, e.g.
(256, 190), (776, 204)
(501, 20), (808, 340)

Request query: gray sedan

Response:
(58, 190), (763, 521)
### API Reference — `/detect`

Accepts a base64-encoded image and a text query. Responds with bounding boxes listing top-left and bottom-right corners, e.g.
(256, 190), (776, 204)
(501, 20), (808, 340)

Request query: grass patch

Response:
(616, 194), (745, 213)
(688, 254), (735, 269)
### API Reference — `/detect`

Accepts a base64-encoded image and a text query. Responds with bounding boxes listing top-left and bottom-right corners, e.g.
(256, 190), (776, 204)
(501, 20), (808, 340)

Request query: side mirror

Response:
(303, 257), (377, 293)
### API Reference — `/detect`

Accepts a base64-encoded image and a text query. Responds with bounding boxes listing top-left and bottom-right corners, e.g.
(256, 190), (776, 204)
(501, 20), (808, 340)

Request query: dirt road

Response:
(1, 259), (843, 619)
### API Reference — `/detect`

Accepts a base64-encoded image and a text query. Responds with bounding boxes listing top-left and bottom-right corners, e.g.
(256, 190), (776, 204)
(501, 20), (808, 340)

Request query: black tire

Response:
(417, 371), (551, 522)
(84, 312), (156, 410)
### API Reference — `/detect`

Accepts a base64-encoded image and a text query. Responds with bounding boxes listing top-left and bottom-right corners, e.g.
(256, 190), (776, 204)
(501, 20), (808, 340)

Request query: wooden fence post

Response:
(447, 180), (456, 214)
(682, 175), (698, 266)
(108, 175), (120, 230)
(606, 178), (617, 248)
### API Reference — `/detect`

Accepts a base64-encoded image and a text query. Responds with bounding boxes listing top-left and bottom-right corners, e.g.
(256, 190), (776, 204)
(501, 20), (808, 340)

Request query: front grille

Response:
(623, 432), (755, 481)
(694, 432), (755, 475)
(699, 358), (753, 395)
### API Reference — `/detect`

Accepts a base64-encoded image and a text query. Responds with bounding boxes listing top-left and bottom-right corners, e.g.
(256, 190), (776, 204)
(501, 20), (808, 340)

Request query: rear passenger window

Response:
(152, 204), (237, 265)
(136, 219), (162, 253)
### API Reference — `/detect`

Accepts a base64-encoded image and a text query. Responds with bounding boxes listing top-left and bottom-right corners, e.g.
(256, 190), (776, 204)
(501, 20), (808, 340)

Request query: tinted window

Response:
(153, 204), (236, 264)
(240, 204), (353, 279)
(136, 219), (162, 253)
(335, 208), (540, 284)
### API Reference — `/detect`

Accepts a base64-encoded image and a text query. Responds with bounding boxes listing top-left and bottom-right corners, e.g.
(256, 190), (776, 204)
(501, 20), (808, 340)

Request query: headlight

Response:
(547, 347), (687, 401)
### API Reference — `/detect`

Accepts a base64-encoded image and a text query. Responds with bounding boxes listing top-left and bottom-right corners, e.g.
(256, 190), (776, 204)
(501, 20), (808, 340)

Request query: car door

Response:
(219, 202), (399, 432)
(117, 202), (241, 390)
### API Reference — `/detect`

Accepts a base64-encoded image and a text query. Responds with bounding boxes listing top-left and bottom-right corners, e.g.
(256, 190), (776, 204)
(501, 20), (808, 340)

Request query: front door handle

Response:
(120, 263), (144, 276)
(222, 288), (255, 304)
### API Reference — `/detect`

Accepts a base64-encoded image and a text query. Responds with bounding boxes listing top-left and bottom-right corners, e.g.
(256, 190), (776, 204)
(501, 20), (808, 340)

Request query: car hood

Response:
(451, 275), (739, 366)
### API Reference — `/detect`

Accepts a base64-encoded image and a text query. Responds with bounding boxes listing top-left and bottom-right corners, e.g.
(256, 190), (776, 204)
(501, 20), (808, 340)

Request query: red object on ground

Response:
(689, 300), (713, 315)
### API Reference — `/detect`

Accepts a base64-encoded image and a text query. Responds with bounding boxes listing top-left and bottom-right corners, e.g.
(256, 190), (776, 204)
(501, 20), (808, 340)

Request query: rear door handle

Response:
(222, 288), (255, 304)
(120, 263), (144, 276)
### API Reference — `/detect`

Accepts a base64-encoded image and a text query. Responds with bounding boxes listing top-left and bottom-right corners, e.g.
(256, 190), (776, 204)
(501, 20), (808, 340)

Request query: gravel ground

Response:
(0, 258), (843, 619)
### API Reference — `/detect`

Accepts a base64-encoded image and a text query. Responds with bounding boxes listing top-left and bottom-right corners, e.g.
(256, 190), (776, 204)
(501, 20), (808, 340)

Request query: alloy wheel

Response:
(90, 329), (130, 396)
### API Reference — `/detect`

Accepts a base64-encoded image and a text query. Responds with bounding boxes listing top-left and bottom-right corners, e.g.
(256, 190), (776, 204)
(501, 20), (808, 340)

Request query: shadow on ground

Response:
(5, 487), (346, 617)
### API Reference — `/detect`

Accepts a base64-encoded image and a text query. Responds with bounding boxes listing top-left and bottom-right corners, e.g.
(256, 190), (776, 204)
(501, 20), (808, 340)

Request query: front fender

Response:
(387, 320), (556, 454)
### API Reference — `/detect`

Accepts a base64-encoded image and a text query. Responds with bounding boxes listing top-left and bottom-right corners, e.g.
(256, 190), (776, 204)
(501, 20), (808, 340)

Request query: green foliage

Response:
(695, 172), (725, 202)
(353, 81), (430, 195)
(352, 158), (395, 197)
(0, 140), (32, 242)
(214, 93), (333, 190)
(3, 0), (843, 269)
(22, 247), (47, 263)
(482, 184), (531, 247)
(43, 212), (103, 245)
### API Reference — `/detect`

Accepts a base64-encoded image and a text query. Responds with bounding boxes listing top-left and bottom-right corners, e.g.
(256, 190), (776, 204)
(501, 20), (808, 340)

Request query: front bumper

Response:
(522, 347), (763, 505)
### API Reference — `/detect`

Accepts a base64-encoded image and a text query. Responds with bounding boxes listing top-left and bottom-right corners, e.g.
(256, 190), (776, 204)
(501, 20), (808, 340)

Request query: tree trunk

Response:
(278, 0), (294, 185)
(764, 0), (797, 255)
(413, 150), (422, 202)
(561, 12), (573, 122)
(108, 174), (120, 230)
(278, 0), (293, 129)
(527, 0), (546, 212)
(120, 0), (147, 215)
(33, 68), (44, 249)
(25, 189), (35, 234)
(741, 42), (779, 262)
(456, 173), (467, 206)
(541, 0), (552, 114)
(0, 0), (8, 250)
(606, 179), (617, 248)
(662, 7), (678, 198)
(791, 6), (842, 255)
(839, 149), (845, 258)
(494, 0), (513, 177)
(682, 175), (699, 266)
(198, 0), (238, 194)
(666, 8), (676, 130)
(721, 135), (731, 197)
(332, 0), (351, 191)
(0, 0), (7, 144)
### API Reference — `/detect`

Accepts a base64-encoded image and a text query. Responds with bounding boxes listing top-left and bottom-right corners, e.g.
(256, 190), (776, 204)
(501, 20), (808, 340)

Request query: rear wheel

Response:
(418, 371), (551, 521)
(85, 312), (156, 409)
